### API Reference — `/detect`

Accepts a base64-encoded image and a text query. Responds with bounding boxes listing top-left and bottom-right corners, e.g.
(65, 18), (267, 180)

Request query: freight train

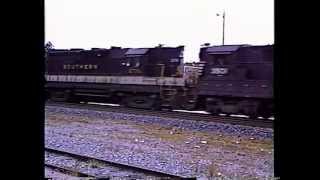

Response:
(45, 44), (273, 118)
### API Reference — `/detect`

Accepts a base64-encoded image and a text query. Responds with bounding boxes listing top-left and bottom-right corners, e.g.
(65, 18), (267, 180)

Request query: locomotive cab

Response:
(197, 45), (273, 118)
(123, 48), (149, 75)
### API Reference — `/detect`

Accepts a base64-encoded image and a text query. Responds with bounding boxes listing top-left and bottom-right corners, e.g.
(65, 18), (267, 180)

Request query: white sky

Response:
(45, 0), (274, 62)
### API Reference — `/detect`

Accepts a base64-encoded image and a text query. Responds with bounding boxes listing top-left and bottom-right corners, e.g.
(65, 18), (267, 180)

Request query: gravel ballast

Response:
(45, 105), (274, 179)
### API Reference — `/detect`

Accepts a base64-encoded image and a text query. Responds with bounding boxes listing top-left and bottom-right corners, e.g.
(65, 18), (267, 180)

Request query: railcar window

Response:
(209, 55), (229, 65)
(217, 58), (224, 65)
(170, 58), (180, 63)
(128, 57), (141, 68)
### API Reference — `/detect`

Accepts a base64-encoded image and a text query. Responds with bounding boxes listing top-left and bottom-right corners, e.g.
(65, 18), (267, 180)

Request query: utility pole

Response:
(217, 11), (226, 45)
(222, 11), (225, 45)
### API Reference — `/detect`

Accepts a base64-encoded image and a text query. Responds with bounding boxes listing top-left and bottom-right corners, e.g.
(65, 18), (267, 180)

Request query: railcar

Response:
(196, 45), (273, 118)
(45, 45), (197, 110)
(45, 44), (273, 118)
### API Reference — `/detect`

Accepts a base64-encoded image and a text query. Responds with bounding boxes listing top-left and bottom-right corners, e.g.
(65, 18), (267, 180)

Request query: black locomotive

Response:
(197, 45), (273, 118)
(45, 44), (273, 118)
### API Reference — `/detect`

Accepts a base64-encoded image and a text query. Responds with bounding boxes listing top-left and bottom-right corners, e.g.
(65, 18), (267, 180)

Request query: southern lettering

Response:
(63, 64), (98, 70)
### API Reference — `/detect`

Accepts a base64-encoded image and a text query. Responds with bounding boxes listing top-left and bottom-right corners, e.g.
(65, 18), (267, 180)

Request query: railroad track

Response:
(46, 101), (273, 128)
(45, 164), (94, 179)
(45, 147), (196, 180)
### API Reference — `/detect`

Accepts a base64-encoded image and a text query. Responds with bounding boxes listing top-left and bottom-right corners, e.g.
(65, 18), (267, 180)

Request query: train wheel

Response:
(249, 114), (258, 119)
(208, 108), (221, 115)
(261, 114), (270, 119)
(225, 113), (231, 117)
(151, 101), (161, 111)
(241, 100), (259, 118)
(160, 103), (173, 111)
(248, 107), (259, 119)
(45, 90), (50, 102)
(50, 91), (70, 102)
(205, 100), (219, 115)
(258, 103), (273, 119)
(123, 95), (156, 109)
(259, 109), (271, 119)
(111, 96), (122, 104)
(182, 103), (196, 111)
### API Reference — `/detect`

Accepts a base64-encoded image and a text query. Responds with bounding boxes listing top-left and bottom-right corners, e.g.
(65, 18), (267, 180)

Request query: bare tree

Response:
(45, 41), (54, 61)
(45, 41), (54, 51)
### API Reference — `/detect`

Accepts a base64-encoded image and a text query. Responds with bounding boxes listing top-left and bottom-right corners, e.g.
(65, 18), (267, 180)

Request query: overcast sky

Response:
(45, 0), (274, 62)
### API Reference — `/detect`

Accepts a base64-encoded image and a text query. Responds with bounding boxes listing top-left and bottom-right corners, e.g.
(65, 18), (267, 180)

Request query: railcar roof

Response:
(206, 45), (248, 53)
(204, 44), (273, 54)
(125, 48), (149, 56)
(48, 46), (185, 58)
(110, 48), (128, 59)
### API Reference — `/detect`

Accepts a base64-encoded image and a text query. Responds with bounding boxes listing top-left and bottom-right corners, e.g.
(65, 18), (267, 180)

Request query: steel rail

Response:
(45, 147), (196, 180)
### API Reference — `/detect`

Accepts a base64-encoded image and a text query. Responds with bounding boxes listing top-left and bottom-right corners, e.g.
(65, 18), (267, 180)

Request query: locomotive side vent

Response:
(195, 61), (207, 77)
